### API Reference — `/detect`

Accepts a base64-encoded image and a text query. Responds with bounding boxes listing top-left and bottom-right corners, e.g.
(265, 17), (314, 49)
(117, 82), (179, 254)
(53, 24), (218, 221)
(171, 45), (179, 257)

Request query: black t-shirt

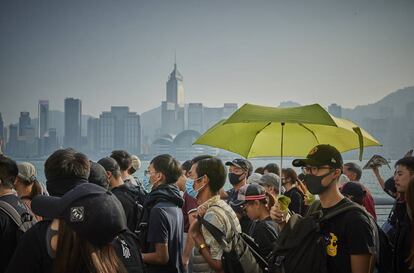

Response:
(248, 216), (278, 258)
(283, 187), (304, 215)
(321, 198), (375, 273)
(0, 194), (33, 273)
(145, 201), (184, 273)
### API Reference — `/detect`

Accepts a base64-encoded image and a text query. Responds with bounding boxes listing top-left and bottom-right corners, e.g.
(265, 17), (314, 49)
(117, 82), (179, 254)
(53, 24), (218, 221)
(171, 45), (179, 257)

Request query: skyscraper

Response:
(19, 112), (32, 136)
(161, 62), (185, 134)
(64, 98), (82, 149)
(99, 106), (141, 155)
(188, 103), (203, 132)
(38, 100), (49, 138)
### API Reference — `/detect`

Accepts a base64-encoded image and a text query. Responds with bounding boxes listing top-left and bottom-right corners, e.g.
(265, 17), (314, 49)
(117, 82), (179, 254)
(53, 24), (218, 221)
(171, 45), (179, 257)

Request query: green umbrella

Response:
(194, 103), (381, 193)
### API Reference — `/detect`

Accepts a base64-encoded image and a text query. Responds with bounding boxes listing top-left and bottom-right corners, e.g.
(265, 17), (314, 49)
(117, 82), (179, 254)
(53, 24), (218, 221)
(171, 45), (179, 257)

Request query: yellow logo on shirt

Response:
(326, 233), (338, 257)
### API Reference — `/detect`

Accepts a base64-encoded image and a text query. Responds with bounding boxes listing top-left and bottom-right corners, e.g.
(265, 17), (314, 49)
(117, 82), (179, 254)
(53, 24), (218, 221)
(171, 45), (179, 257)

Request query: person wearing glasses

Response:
(270, 144), (375, 273)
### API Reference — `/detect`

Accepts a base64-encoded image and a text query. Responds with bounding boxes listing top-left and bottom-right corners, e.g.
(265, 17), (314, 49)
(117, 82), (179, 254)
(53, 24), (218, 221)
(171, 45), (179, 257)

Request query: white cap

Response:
(130, 155), (141, 171)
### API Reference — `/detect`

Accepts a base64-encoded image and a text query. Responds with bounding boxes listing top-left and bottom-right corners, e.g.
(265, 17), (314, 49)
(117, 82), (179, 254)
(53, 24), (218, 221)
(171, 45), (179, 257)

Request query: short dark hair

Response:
(0, 155), (18, 189)
(191, 155), (213, 165)
(110, 150), (131, 171)
(97, 157), (122, 180)
(150, 154), (182, 184)
(344, 162), (362, 181)
(254, 167), (265, 175)
(181, 160), (192, 173)
(45, 149), (90, 181)
(395, 156), (414, 173)
(196, 157), (227, 194)
(264, 163), (280, 176)
(282, 168), (298, 184)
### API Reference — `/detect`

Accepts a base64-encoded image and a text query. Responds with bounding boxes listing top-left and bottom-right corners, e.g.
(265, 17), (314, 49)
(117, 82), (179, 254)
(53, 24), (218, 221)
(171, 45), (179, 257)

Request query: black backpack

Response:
(198, 205), (269, 273)
(268, 199), (389, 273)
(112, 184), (146, 234)
(0, 200), (37, 239)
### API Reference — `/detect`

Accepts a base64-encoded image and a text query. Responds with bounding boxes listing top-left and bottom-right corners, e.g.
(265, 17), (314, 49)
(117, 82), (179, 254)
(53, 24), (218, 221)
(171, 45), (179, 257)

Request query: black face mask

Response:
(304, 171), (334, 195)
(229, 173), (244, 185)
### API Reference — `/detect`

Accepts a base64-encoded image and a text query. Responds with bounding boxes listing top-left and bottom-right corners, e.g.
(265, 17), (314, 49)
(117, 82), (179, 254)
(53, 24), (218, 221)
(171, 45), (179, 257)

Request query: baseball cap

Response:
(292, 144), (343, 168)
(32, 183), (127, 247)
(340, 181), (366, 199)
(225, 158), (253, 176)
(247, 173), (262, 184)
(259, 173), (281, 189)
(88, 161), (109, 189)
(17, 162), (37, 182)
(230, 183), (267, 207)
(97, 157), (120, 173)
(130, 155), (141, 172)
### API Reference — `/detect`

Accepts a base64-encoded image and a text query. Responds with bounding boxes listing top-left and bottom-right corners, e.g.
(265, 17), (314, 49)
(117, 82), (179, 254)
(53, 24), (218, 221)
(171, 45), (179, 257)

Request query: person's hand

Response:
(270, 202), (289, 225)
(304, 191), (316, 206)
(371, 165), (381, 176)
(182, 256), (189, 271)
(197, 205), (207, 217)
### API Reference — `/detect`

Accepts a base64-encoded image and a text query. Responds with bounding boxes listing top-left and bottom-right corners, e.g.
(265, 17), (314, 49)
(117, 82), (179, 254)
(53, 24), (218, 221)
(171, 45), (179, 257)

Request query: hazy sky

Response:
(1, 0), (414, 125)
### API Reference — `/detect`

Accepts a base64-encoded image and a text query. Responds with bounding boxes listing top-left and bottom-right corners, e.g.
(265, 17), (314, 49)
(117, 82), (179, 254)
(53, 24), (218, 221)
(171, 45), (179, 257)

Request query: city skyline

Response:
(1, 0), (414, 126)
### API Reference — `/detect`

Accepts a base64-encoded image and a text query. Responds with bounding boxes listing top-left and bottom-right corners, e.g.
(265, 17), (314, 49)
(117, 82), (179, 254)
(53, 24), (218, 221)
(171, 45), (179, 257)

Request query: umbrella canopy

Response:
(194, 105), (381, 159)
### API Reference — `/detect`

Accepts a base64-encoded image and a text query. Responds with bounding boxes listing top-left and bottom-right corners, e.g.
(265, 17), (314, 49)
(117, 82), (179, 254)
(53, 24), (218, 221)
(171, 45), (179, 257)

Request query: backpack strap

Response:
(198, 215), (228, 248)
(320, 199), (362, 222)
(0, 200), (24, 228)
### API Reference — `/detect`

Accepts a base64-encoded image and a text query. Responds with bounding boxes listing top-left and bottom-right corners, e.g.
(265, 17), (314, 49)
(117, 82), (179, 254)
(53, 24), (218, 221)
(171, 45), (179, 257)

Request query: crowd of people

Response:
(0, 144), (413, 273)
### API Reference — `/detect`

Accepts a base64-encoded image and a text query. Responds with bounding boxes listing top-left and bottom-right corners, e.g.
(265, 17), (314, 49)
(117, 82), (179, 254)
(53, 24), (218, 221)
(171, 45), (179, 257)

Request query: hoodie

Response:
(144, 183), (184, 208)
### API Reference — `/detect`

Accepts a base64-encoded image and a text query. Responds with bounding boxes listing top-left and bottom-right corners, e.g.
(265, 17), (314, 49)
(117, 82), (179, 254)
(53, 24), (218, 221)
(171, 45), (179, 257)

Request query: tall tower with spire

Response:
(161, 60), (185, 134)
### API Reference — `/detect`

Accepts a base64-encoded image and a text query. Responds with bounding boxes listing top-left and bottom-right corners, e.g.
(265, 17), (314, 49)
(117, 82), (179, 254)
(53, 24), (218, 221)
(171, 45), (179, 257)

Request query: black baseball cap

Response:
(225, 158), (253, 176)
(97, 157), (120, 173)
(230, 183), (267, 207)
(88, 161), (109, 189)
(292, 144), (343, 169)
(32, 183), (127, 247)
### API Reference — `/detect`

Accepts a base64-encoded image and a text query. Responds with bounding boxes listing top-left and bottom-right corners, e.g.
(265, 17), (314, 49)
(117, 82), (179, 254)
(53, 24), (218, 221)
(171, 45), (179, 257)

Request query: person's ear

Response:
(106, 171), (112, 180)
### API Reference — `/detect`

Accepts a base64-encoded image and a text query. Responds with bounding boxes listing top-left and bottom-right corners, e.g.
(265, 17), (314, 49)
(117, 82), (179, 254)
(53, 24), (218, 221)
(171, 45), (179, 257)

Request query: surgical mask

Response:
(304, 172), (334, 195)
(185, 177), (205, 199)
(229, 173), (244, 185)
(142, 176), (153, 193)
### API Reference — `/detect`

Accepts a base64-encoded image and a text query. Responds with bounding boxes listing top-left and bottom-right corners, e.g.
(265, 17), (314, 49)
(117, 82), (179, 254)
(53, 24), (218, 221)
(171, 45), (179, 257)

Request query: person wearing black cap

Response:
(225, 158), (253, 233)
(271, 144), (375, 273)
(232, 183), (278, 258)
(98, 157), (145, 234)
(7, 183), (144, 273)
(88, 161), (109, 189)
